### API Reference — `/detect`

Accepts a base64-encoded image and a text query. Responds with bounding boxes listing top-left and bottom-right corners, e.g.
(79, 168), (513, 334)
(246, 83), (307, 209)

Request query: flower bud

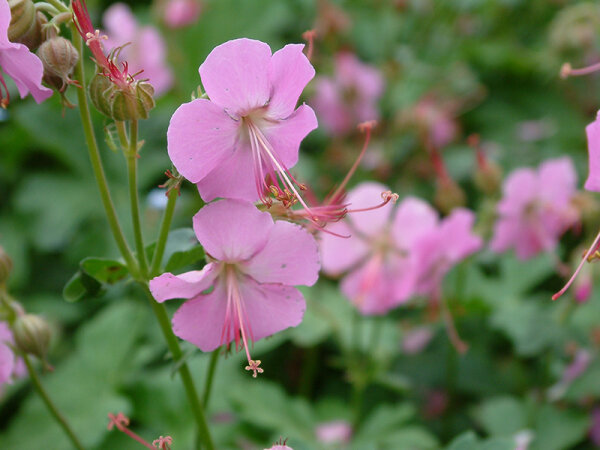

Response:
(8, 0), (45, 50)
(37, 37), (79, 92)
(434, 179), (465, 214)
(13, 314), (51, 359)
(0, 246), (13, 286)
(474, 160), (502, 195)
(89, 74), (155, 121)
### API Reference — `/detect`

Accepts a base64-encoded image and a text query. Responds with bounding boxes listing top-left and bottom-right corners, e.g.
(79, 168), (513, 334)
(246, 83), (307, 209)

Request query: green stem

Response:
(150, 188), (178, 277)
(126, 120), (149, 277)
(141, 284), (214, 450)
(202, 348), (220, 408)
(71, 27), (139, 277)
(22, 355), (85, 450)
(44, 0), (69, 13)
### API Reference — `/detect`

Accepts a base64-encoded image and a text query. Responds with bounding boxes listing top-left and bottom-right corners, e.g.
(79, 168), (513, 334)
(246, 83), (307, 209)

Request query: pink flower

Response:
(103, 3), (173, 95)
(0, 0), (52, 107)
(585, 112), (600, 192)
(164, 0), (201, 29)
(413, 97), (458, 149)
(490, 157), (579, 260)
(411, 208), (482, 297)
(0, 322), (24, 389)
(149, 199), (320, 376)
(315, 420), (352, 444)
(312, 52), (383, 135)
(320, 182), (438, 315)
(167, 38), (317, 210)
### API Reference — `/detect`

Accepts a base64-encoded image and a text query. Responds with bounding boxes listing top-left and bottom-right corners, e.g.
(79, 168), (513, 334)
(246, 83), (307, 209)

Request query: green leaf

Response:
(62, 270), (102, 303)
(80, 257), (129, 284)
(446, 431), (479, 450)
(473, 396), (527, 436)
(147, 228), (206, 273)
(530, 405), (589, 450)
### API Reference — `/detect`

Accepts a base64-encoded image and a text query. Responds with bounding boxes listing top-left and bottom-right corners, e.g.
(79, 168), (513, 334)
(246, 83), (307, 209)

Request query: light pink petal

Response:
(489, 217), (518, 254)
(172, 281), (228, 352)
(0, 46), (52, 103)
(149, 263), (219, 303)
(319, 221), (370, 275)
(195, 139), (257, 202)
(586, 115), (600, 192)
(490, 217), (548, 260)
(312, 78), (350, 135)
(165, 0), (201, 28)
(240, 277), (306, 342)
(192, 199), (272, 261)
(497, 168), (538, 216)
(0, 343), (13, 386)
(103, 3), (138, 42)
(538, 157), (577, 205)
(438, 209), (482, 262)
(261, 104), (317, 168)
(199, 38), (271, 115)
(244, 220), (320, 286)
(346, 182), (394, 236)
(391, 196), (438, 251)
(0, 0), (9, 44)
(336, 52), (384, 100)
(167, 98), (240, 183)
(267, 43), (315, 119)
(136, 28), (173, 95)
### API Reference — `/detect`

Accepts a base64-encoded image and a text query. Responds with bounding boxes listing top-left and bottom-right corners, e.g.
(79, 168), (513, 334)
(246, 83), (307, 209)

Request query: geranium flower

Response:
(312, 52), (383, 136)
(167, 38), (318, 212)
(320, 182), (437, 315)
(490, 157), (579, 260)
(103, 3), (173, 95)
(149, 199), (320, 376)
(0, 0), (52, 107)
(164, 0), (202, 29)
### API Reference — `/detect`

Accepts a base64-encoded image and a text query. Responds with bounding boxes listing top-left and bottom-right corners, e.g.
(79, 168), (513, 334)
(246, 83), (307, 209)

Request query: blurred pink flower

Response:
(103, 3), (173, 95)
(149, 199), (319, 377)
(402, 327), (434, 354)
(312, 52), (383, 135)
(0, 0), (52, 107)
(585, 112), (600, 192)
(0, 322), (24, 389)
(320, 182), (438, 315)
(411, 208), (482, 297)
(164, 0), (201, 29)
(413, 97), (458, 149)
(490, 157), (579, 260)
(315, 420), (352, 444)
(167, 38), (317, 210)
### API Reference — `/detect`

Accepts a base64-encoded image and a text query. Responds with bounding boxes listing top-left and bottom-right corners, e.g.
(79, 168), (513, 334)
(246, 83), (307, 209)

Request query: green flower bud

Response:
(37, 37), (79, 93)
(474, 161), (502, 196)
(89, 74), (155, 121)
(0, 246), (13, 286)
(435, 179), (466, 215)
(7, 0), (36, 44)
(13, 314), (52, 359)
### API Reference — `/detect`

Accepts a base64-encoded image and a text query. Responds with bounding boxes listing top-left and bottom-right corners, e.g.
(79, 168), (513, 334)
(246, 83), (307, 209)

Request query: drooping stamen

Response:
(552, 228), (600, 301)
(560, 62), (600, 79)
(223, 266), (263, 377)
(302, 29), (317, 61)
(107, 413), (155, 450)
(0, 70), (9, 109)
(152, 436), (173, 450)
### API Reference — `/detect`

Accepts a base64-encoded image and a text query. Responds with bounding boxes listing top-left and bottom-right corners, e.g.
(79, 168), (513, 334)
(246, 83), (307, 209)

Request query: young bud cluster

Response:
(37, 37), (79, 93)
(89, 73), (155, 121)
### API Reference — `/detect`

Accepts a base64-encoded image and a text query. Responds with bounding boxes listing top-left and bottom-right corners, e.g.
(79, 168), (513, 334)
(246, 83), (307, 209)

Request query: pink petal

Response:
(0, 343), (13, 386)
(192, 199), (272, 261)
(346, 182), (394, 237)
(319, 221), (370, 276)
(438, 209), (482, 262)
(261, 104), (318, 168)
(172, 281), (228, 352)
(167, 98), (240, 183)
(239, 277), (306, 342)
(0, 46), (52, 103)
(195, 139), (257, 202)
(497, 168), (537, 216)
(538, 157), (577, 205)
(312, 78), (351, 135)
(336, 52), (384, 100)
(0, 0), (9, 44)
(149, 263), (219, 303)
(244, 220), (320, 286)
(391, 196), (438, 251)
(489, 217), (518, 254)
(103, 3), (138, 42)
(586, 115), (600, 192)
(136, 27), (173, 95)
(199, 38), (271, 115)
(267, 43), (315, 119)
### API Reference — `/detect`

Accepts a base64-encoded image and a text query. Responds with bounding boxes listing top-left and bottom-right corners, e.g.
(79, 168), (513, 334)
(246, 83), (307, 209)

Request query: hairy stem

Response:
(202, 348), (220, 408)
(149, 188), (178, 277)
